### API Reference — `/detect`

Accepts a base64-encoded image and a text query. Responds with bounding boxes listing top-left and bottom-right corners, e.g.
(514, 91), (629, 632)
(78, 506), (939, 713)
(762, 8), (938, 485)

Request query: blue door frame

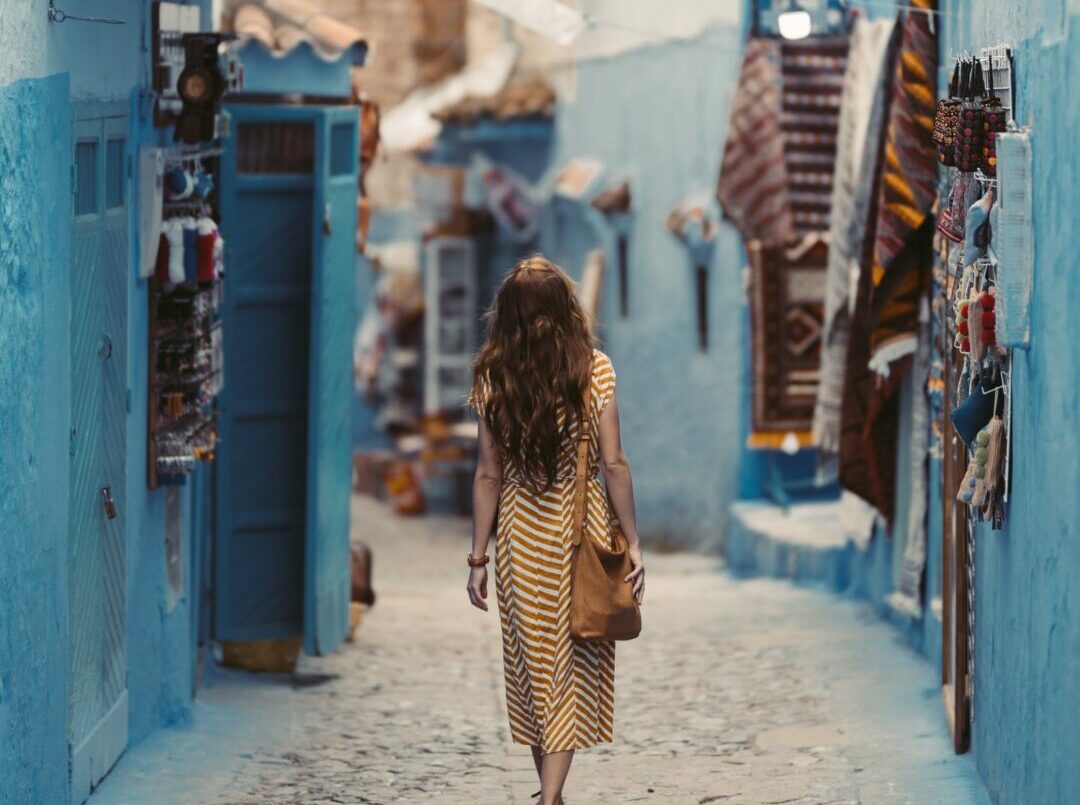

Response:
(215, 102), (357, 654)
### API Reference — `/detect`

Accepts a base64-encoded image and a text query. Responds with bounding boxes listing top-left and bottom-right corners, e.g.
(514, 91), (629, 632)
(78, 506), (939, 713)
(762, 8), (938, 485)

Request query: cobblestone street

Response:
(181, 495), (983, 805)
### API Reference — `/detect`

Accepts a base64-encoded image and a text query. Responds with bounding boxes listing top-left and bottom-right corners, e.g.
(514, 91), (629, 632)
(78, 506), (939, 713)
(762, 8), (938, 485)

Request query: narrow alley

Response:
(6, 1), (1079, 802)
(97, 495), (987, 805)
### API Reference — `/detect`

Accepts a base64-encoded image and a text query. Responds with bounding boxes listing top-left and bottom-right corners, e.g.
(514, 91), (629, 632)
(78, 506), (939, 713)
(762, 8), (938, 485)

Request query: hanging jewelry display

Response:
(946, 180), (1011, 528)
(934, 43), (1019, 527)
(147, 144), (226, 489)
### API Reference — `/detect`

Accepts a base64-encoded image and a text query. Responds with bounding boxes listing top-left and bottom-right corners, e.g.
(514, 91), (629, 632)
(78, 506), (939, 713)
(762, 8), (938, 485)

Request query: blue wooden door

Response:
(305, 108), (359, 654)
(68, 109), (129, 803)
(216, 103), (356, 654)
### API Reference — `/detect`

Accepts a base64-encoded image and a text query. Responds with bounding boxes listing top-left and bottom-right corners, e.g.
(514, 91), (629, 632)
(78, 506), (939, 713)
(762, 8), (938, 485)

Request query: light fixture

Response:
(777, 0), (812, 40)
(174, 32), (229, 144)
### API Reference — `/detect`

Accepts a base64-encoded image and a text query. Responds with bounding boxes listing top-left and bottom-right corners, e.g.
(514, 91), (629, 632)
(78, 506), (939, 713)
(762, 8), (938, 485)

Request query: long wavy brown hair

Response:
(471, 255), (594, 493)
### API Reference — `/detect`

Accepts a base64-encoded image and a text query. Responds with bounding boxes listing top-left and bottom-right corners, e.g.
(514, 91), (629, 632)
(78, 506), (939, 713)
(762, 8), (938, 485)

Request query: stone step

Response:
(725, 499), (856, 591)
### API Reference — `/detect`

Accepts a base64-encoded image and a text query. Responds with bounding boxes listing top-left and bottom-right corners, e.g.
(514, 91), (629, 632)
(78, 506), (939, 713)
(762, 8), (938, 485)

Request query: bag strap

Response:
(570, 361), (594, 547)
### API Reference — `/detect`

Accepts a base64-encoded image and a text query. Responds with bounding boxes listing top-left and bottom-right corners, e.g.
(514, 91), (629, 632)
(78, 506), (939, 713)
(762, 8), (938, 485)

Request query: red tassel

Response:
(197, 220), (217, 284)
(154, 233), (170, 284)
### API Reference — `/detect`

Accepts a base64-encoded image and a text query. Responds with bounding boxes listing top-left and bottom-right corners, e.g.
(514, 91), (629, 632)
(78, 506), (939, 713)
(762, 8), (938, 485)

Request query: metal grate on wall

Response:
(237, 122), (314, 174)
(75, 140), (99, 216)
(105, 138), (125, 209)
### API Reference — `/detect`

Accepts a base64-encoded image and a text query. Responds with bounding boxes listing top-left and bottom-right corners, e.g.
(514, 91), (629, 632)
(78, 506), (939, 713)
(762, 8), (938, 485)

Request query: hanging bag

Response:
(568, 372), (642, 642)
(980, 63), (1007, 176)
(955, 60), (987, 172)
(933, 60), (962, 166)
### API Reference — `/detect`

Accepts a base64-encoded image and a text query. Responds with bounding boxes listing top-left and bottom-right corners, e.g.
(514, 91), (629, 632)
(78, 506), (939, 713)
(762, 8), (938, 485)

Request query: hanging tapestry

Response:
(867, 0), (939, 375)
(723, 33), (849, 446)
(813, 17), (898, 455)
(838, 221), (902, 521)
(718, 35), (850, 246)
(778, 36), (850, 238)
(747, 235), (828, 447)
(716, 38), (793, 248)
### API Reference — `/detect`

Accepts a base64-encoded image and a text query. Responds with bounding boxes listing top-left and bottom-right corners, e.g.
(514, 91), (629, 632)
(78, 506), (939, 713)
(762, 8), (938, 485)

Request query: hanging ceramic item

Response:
(165, 166), (195, 201)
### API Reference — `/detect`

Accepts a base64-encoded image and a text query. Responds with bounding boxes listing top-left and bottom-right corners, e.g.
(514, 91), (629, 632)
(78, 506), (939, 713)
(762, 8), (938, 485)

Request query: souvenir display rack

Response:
(931, 43), (1021, 752)
(147, 144), (225, 489)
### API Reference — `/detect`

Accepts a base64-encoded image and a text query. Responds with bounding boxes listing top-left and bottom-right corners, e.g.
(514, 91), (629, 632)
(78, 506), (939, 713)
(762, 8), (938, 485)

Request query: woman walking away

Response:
(466, 255), (645, 805)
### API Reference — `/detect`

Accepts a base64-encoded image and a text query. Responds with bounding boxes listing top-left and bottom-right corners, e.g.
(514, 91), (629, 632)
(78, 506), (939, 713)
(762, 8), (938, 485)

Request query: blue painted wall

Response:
(429, 118), (555, 303)
(541, 24), (750, 548)
(0, 0), (212, 799)
(0, 72), (75, 805)
(838, 4), (1080, 801)
(938, 4), (1080, 801)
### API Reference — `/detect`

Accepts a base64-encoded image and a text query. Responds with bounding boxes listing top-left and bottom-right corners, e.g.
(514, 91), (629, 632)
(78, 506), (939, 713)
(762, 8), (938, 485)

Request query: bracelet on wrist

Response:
(467, 553), (490, 568)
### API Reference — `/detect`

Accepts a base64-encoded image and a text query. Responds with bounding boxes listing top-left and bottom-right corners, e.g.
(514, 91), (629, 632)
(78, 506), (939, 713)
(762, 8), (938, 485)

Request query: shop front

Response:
(722, 1), (1080, 801)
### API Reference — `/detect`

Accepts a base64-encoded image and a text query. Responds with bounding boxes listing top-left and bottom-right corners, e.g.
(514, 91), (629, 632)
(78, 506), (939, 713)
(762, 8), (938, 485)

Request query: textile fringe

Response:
(867, 335), (917, 377)
(746, 431), (814, 451)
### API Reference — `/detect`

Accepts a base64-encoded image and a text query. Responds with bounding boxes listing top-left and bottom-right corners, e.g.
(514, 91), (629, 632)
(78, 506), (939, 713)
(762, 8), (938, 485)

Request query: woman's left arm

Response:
(467, 418), (502, 611)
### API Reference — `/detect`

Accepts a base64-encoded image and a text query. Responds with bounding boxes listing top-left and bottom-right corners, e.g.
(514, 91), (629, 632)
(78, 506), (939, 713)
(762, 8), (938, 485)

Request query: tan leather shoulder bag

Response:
(569, 373), (642, 642)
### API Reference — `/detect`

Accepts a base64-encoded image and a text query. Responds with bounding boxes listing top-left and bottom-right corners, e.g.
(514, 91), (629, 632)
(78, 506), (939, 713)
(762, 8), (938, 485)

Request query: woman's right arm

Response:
(597, 394), (645, 602)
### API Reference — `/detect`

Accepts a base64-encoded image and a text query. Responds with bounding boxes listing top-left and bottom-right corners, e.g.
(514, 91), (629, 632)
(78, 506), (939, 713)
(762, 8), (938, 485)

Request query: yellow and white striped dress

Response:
(491, 350), (618, 754)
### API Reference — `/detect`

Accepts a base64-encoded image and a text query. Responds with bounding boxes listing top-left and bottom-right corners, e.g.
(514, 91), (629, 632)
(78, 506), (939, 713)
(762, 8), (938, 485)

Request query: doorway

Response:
(214, 103), (357, 655)
(67, 106), (130, 802)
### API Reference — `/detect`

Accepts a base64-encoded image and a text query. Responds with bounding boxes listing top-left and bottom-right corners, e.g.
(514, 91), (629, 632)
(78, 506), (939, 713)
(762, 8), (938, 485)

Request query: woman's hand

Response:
(624, 545), (645, 604)
(467, 565), (489, 611)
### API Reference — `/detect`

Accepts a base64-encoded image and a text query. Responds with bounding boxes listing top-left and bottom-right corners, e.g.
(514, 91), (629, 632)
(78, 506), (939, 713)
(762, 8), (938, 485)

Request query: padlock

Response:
(101, 486), (118, 520)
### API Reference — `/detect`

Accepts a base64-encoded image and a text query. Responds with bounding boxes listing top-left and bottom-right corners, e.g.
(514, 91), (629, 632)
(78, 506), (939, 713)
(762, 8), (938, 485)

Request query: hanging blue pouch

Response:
(950, 356), (1001, 446)
(950, 387), (994, 447)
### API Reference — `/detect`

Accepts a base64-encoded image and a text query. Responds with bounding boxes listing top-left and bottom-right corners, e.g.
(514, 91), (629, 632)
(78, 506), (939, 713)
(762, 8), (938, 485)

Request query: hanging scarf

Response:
(814, 17), (898, 454)
(867, 0), (938, 375)
(717, 38), (794, 248)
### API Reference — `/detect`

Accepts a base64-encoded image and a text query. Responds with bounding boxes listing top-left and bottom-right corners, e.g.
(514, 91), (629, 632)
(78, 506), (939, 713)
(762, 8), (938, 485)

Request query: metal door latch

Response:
(101, 486), (117, 520)
(323, 203), (332, 235)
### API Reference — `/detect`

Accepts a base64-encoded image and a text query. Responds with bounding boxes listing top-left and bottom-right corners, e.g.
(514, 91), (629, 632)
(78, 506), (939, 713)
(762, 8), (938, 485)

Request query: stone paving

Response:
(95, 494), (989, 805)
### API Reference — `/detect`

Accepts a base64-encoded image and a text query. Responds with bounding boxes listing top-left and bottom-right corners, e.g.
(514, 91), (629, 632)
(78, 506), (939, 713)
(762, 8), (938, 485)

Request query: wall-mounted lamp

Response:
(666, 193), (720, 352)
(591, 181), (632, 318)
(776, 0), (812, 40)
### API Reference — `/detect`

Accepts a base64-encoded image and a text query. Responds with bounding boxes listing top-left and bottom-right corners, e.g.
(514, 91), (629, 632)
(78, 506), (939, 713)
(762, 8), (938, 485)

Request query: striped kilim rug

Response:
(721, 34), (849, 446)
